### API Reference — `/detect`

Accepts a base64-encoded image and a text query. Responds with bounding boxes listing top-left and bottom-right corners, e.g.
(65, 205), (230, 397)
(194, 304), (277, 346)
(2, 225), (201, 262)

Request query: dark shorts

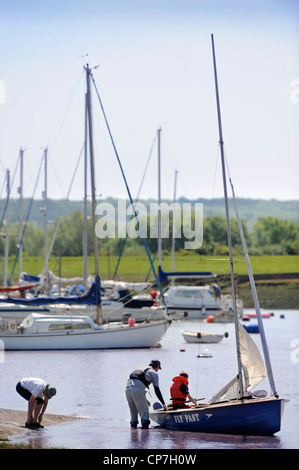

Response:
(16, 382), (44, 405)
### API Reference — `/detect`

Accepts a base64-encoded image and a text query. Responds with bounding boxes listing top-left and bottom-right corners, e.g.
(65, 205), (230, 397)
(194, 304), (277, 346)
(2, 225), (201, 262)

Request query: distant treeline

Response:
(1, 204), (299, 257)
(1, 197), (299, 229)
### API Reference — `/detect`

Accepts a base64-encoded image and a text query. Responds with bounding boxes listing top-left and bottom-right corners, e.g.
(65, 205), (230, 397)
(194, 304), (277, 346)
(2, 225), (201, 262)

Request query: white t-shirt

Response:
(20, 377), (47, 398)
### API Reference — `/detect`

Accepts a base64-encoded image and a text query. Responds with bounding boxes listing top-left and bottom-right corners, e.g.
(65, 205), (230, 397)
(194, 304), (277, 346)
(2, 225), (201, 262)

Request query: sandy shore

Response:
(0, 408), (80, 442)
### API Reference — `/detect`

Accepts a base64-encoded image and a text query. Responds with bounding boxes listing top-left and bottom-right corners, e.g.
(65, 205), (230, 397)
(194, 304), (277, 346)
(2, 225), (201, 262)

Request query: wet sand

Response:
(0, 408), (80, 442)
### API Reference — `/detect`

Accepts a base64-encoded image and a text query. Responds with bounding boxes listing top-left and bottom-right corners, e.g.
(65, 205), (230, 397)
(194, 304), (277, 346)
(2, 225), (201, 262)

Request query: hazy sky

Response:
(0, 0), (298, 205)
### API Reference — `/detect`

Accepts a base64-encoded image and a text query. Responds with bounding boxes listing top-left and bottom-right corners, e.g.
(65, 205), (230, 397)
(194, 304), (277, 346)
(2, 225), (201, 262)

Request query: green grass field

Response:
(6, 254), (299, 283)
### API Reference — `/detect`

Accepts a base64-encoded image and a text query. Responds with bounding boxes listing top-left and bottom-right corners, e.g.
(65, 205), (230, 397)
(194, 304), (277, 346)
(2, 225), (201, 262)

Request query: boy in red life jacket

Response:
(170, 371), (197, 410)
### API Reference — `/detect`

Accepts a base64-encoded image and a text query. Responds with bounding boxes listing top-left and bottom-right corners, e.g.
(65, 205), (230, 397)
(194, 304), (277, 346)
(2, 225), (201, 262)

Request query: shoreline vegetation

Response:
(3, 254), (299, 309)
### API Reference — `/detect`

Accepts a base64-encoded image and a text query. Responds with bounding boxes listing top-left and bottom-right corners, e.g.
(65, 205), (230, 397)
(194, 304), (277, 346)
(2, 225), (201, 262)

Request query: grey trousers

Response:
(125, 385), (150, 427)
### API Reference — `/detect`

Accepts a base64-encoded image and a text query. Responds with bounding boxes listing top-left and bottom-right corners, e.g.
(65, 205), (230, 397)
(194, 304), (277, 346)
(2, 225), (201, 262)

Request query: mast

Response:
(230, 179), (278, 397)
(211, 34), (244, 397)
(43, 148), (49, 295)
(4, 169), (10, 286)
(83, 93), (88, 288)
(85, 64), (102, 324)
(157, 127), (162, 270)
(18, 148), (24, 279)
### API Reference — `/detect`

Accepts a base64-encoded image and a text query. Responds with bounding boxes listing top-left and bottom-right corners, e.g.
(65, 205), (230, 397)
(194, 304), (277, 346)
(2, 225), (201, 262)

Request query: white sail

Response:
(209, 322), (265, 403)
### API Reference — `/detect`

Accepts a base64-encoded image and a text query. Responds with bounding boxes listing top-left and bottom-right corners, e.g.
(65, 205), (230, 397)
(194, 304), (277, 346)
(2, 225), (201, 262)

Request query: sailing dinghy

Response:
(150, 35), (286, 435)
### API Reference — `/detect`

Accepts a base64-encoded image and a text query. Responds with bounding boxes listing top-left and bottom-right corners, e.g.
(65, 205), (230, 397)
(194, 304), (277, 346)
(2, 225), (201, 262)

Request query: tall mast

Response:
(157, 127), (162, 270)
(211, 34), (244, 397)
(83, 93), (88, 288)
(85, 64), (102, 324)
(18, 148), (24, 279)
(4, 169), (10, 286)
(43, 148), (49, 294)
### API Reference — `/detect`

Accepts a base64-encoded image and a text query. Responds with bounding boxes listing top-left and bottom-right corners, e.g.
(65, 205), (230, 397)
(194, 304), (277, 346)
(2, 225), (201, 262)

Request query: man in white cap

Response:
(125, 359), (167, 429)
(16, 377), (56, 429)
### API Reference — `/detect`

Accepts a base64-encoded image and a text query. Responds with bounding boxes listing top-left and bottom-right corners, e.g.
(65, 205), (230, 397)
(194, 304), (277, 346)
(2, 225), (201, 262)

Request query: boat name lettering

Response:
(173, 413), (200, 423)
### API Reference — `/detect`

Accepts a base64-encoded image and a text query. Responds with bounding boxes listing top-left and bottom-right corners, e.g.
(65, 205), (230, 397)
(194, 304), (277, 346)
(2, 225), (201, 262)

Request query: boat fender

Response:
(197, 332), (201, 338)
(207, 315), (214, 323)
(224, 332), (229, 337)
(128, 315), (135, 327)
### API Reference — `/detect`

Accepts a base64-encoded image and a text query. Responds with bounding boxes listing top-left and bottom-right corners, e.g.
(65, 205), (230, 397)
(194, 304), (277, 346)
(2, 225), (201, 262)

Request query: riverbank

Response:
(0, 408), (80, 447)
(220, 274), (299, 309)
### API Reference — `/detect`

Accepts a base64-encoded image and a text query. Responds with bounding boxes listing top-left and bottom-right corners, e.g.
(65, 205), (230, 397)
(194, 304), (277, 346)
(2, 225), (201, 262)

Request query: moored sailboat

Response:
(0, 64), (171, 350)
(150, 35), (286, 435)
(0, 309), (170, 350)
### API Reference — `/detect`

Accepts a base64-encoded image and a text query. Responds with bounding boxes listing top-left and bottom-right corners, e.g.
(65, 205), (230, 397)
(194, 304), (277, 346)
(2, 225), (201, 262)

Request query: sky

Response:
(0, 0), (298, 206)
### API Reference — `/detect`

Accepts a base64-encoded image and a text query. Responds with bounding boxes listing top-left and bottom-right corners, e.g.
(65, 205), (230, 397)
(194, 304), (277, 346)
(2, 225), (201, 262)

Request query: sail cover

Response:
(209, 322), (266, 403)
(0, 276), (101, 306)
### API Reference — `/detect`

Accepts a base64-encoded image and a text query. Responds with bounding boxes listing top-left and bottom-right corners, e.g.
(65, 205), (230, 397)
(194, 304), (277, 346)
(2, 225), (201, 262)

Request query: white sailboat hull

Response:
(0, 320), (171, 350)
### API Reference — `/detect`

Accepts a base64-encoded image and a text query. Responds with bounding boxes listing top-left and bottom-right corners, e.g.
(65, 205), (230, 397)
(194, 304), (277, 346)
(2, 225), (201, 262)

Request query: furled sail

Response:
(0, 276), (101, 306)
(209, 322), (266, 403)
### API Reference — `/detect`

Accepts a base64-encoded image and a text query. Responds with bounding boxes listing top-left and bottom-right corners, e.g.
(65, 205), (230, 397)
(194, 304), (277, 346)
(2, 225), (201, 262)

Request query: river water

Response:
(1, 309), (298, 451)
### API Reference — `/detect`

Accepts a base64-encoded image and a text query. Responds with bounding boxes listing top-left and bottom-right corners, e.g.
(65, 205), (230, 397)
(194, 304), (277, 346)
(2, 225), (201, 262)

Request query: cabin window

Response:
(174, 291), (194, 298)
(48, 323), (91, 331)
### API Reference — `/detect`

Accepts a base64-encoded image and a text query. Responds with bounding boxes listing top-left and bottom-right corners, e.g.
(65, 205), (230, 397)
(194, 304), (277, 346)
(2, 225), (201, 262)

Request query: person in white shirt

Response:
(16, 377), (56, 429)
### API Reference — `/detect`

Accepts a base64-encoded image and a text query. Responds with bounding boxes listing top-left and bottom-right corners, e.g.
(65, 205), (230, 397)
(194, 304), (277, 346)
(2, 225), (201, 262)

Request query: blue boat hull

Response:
(150, 398), (285, 436)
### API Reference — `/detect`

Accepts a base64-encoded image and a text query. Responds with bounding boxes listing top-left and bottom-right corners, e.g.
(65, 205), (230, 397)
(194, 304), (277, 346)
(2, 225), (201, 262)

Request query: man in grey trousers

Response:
(125, 359), (167, 429)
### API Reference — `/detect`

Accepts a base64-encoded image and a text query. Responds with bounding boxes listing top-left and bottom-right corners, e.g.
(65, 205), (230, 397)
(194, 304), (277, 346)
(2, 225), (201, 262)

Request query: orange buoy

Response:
(206, 315), (214, 323)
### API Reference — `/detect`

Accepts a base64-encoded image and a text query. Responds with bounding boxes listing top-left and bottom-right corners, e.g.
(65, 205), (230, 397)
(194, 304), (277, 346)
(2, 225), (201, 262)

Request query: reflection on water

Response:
(2, 310), (299, 449)
(12, 419), (283, 450)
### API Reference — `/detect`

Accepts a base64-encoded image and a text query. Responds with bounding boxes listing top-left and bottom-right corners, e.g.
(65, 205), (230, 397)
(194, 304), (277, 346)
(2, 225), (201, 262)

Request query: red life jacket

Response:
(170, 375), (189, 405)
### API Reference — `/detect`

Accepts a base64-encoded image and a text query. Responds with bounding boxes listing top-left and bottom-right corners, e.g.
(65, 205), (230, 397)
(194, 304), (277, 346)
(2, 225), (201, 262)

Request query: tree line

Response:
(1, 210), (299, 258)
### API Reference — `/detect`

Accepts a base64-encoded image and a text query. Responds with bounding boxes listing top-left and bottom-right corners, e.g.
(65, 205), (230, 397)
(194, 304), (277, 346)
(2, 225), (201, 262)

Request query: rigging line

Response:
(120, 280), (157, 308)
(90, 72), (166, 307)
(0, 154), (5, 173)
(0, 176), (5, 198)
(201, 143), (221, 276)
(46, 69), (84, 150)
(40, 143), (85, 277)
(113, 132), (157, 280)
(9, 155), (44, 284)
(44, 70), (85, 197)
(0, 152), (20, 232)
